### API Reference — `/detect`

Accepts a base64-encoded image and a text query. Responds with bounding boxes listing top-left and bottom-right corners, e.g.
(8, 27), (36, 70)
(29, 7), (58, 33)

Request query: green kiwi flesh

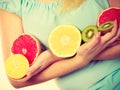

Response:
(98, 21), (114, 34)
(82, 25), (98, 43)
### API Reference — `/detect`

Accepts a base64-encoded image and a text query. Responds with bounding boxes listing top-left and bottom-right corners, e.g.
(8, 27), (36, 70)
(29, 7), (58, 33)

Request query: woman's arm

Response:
(0, 9), (25, 87)
(0, 9), (24, 59)
(94, 43), (120, 60)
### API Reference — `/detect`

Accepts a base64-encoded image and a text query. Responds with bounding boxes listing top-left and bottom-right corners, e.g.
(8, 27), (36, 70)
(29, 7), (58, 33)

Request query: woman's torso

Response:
(0, 0), (120, 90)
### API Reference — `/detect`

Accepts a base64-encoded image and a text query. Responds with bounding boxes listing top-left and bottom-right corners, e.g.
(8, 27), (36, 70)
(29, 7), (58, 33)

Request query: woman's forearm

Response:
(94, 44), (120, 60)
(11, 52), (89, 88)
(37, 44), (120, 84)
(36, 55), (88, 80)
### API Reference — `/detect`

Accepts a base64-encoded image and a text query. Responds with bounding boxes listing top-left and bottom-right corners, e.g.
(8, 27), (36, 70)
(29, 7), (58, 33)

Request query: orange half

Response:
(5, 54), (29, 79)
(48, 24), (81, 58)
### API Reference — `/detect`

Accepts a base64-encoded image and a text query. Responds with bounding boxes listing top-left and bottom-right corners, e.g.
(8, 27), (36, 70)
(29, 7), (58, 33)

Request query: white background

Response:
(0, 37), (60, 90)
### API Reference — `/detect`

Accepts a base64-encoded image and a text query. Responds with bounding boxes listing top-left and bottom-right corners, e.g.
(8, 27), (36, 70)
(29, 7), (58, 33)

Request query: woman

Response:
(0, 0), (120, 89)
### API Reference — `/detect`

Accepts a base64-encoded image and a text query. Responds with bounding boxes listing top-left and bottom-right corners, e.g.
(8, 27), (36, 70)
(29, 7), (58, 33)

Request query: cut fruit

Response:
(5, 54), (29, 79)
(11, 34), (41, 65)
(82, 25), (98, 43)
(98, 21), (114, 34)
(48, 24), (81, 58)
(97, 7), (120, 26)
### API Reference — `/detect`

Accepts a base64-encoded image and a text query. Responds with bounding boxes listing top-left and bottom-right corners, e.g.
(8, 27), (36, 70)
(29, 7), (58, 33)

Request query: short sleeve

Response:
(96, 0), (109, 9)
(0, 0), (22, 16)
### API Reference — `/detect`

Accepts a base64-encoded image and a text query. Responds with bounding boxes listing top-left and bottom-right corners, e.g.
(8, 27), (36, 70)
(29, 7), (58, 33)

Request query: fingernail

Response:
(96, 32), (101, 39)
(114, 19), (118, 24)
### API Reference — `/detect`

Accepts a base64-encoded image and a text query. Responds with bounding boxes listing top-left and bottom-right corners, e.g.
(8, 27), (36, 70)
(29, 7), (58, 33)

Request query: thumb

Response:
(27, 63), (41, 77)
(26, 56), (52, 77)
(87, 32), (101, 47)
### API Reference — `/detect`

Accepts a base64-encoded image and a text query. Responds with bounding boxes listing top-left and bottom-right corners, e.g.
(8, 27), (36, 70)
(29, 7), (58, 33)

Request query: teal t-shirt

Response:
(1, 0), (120, 90)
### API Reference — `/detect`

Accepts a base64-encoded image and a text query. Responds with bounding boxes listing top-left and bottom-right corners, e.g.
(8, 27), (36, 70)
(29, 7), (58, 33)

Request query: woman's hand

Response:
(107, 37), (120, 47)
(77, 20), (120, 62)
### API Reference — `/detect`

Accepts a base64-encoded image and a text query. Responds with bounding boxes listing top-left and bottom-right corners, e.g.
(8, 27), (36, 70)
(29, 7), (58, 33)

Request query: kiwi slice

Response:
(98, 21), (114, 34)
(82, 25), (98, 43)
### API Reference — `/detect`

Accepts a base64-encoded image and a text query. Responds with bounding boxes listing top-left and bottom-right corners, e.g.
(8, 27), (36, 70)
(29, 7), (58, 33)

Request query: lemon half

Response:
(5, 54), (29, 79)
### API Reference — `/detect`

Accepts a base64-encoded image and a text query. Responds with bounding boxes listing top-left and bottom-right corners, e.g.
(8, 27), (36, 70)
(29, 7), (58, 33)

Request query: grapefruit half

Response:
(97, 7), (120, 26)
(48, 24), (81, 58)
(11, 34), (41, 65)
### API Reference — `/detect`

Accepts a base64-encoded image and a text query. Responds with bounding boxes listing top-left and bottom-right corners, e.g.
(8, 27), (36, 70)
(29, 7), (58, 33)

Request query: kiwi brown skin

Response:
(82, 25), (98, 43)
(98, 21), (114, 35)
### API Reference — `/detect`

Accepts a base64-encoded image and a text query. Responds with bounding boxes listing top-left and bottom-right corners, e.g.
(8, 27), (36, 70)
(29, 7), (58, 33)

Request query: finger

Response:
(110, 20), (118, 36)
(87, 32), (101, 48)
(10, 75), (31, 82)
(26, 54), (44, 76)
(27, 61), (42, 77)
(118, 22), (120, 38)
(26, 54), (52, 77)
(78, 32), (101, 54)
(27, 62), (48, 77)
(101, 20), (118, 44)
(105, 22), (120, 46)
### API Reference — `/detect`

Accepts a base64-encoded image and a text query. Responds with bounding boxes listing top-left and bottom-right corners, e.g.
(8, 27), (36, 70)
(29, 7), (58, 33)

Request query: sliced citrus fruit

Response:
(5, 54), (29, 79)
(48, 24), (81, 58)
(11, 34), (41, 65)
(97, 7), (120, 26)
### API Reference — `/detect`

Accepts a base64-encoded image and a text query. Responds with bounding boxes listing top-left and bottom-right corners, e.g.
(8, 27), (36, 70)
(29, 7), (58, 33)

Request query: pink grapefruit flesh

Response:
(97, 7), (120, 26)
(11, 34), (41, 65)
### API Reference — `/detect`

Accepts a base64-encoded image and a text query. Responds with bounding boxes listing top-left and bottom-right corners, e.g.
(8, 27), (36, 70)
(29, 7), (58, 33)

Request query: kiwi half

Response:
(82, 25), (98, 43)
(98, 21), (114, 34)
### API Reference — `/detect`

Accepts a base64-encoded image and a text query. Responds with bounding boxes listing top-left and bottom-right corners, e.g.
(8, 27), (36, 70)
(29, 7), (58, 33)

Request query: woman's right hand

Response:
(76, 20), (120, 63)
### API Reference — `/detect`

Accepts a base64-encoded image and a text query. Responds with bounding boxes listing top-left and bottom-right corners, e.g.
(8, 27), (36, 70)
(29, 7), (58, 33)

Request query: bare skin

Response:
(0, 0), (120, 88)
